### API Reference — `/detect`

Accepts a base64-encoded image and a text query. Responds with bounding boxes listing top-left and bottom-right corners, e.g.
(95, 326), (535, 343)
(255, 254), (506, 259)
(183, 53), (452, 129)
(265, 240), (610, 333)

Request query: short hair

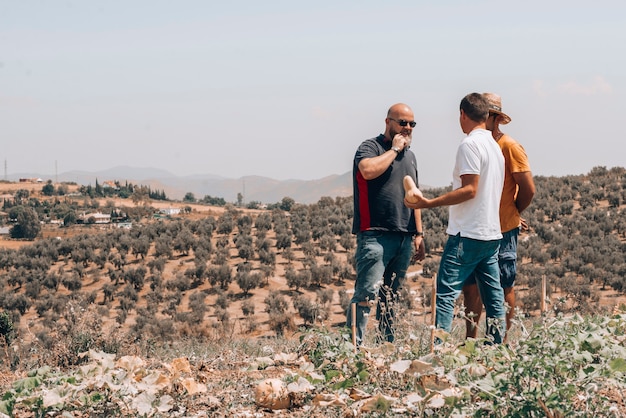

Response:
(460, 93), (489, 123)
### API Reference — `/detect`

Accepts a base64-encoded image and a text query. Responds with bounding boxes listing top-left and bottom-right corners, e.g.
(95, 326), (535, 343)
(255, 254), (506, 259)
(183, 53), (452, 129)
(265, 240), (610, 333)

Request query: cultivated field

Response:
(0, 173), (625, 416)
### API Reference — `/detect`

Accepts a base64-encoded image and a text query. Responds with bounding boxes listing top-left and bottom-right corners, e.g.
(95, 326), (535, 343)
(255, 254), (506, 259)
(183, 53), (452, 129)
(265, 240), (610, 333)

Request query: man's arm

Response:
(405, 174), (479, 209)
(358, 149), (400, 180)
(413, 208), (425, 261)
(512, 171), (535, 213)
(358, 134), (409, 180)
(414, 208), (423, 233)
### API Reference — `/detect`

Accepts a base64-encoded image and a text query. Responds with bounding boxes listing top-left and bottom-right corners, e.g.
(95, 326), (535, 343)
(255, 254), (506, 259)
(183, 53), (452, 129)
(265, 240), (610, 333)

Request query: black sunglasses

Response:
(389, 118), (416, 128)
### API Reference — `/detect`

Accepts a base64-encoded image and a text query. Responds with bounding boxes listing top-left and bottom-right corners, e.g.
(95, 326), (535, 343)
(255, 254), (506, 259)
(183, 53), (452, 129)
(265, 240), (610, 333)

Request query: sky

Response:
(2, 0), (625, 187)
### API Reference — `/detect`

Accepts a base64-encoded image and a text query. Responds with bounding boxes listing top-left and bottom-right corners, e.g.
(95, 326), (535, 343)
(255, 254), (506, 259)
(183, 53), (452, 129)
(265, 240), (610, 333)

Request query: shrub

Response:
(241, 300), (255, 317)
(188, 291), (207, 322)
(236, 270), (256, 296)
(293, 295), (323, 326)
(268, 312), (295, 336)
(62, 274), (82, 292)
(264, 292), (288, 316)
(215, 291), (230, 310)
(0, 311), (15, 346)
(316, 288), (334, 306)
(338, 289), (351, 313)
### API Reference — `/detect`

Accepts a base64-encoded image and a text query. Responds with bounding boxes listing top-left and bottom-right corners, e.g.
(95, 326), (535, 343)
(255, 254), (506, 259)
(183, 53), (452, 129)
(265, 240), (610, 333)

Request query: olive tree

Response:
(9, 206), (41, 240)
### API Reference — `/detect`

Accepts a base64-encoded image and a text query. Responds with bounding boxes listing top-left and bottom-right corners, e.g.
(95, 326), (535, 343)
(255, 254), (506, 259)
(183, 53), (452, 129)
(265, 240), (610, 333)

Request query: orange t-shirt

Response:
(497, 134), (531, 233)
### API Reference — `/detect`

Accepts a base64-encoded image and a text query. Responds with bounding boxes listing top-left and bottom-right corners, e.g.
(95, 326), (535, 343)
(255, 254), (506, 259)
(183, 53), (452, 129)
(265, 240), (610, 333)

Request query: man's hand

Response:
(412, 236), (425, 263)
(392, 134), (410, 151)
(403, 175), (429, 209)
(404, 194), (429, 209)
(520, 217), (529, 232)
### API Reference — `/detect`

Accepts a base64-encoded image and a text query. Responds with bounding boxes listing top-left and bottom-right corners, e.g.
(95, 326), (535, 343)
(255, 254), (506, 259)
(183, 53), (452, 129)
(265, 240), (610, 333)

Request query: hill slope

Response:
(9, 167), (353, 204)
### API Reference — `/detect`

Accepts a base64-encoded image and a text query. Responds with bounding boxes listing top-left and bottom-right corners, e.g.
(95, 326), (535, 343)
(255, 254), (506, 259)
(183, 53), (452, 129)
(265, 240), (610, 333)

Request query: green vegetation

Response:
(0, 165), (623, 415)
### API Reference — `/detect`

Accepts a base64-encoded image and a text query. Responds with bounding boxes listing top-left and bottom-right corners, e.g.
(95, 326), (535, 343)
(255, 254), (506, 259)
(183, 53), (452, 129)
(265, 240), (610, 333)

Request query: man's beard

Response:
(391, 129), (412, 147)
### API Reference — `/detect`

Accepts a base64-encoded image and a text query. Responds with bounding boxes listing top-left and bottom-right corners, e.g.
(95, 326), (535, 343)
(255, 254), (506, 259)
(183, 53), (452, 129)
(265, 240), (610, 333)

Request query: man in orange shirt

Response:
(463, 93), (535, 340)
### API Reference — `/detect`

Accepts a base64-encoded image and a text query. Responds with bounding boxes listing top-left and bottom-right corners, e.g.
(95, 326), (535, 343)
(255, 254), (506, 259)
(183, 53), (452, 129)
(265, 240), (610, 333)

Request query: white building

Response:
(159, 207), (181, 216)
(79, 212), (111, 224)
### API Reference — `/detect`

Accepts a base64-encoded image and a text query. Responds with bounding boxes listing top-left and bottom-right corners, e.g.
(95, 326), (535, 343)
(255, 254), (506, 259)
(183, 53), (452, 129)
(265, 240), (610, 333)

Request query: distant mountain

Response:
(11, 166), (179, 185)
(7, 166), (352, 204)
(147, 173), (354, 204)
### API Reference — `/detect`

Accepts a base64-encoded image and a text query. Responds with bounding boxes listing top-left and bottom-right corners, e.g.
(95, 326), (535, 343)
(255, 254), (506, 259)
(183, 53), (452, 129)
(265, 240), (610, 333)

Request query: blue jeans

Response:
(465, 227), (519, 289)
(436, 234), (506, 343)
(499, 227), (519, 289)
(347, 231), (414, 344)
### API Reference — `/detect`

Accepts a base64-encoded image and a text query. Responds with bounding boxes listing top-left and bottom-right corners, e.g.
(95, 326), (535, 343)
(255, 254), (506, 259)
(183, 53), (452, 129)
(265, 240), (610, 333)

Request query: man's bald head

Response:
(385, 103), (415, 142)
(387, 103), (413, 119)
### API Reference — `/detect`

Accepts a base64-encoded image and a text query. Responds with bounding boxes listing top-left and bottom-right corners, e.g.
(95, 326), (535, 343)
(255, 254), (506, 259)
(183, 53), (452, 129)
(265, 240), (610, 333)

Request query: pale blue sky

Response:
(2, 0), (625, 187)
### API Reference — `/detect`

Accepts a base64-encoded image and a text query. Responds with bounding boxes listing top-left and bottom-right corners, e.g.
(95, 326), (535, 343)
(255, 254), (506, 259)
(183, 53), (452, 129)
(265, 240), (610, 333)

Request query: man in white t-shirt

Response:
(404, 92), (507, 343)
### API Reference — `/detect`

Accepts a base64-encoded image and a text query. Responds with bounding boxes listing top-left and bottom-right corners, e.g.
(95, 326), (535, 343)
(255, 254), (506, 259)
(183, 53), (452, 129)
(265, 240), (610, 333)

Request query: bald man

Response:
(347, 103), (425, 346)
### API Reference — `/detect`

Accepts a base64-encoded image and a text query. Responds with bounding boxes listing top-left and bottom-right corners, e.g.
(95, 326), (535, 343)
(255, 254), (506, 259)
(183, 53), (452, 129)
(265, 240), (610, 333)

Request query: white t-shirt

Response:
(446, 128), (504, 241)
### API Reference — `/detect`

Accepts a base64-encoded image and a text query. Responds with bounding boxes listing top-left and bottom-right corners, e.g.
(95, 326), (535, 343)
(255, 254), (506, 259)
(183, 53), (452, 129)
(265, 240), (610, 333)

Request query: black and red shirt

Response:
(352, 134), (419, 234)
